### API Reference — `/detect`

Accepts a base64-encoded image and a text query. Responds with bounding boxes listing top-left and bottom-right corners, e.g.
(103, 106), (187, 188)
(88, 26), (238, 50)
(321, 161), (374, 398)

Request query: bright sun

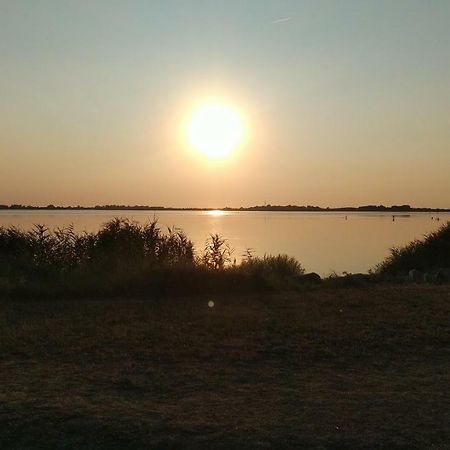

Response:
(186, 101), (244, 159)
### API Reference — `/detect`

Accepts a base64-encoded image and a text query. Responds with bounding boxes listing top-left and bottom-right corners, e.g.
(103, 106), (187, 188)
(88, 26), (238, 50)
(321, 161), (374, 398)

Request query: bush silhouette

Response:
(0, 218), (304, 298)
(374, 221), (450, 274)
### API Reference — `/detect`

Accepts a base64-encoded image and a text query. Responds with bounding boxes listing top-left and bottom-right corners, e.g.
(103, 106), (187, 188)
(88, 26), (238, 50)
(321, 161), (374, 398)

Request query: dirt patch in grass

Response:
(1, 285), (449, 449)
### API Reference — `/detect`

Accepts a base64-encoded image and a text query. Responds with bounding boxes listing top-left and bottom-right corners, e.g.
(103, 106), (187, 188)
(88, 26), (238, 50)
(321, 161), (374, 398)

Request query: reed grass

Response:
(0, 218), (304, 299)
(373, 221), (450, 275)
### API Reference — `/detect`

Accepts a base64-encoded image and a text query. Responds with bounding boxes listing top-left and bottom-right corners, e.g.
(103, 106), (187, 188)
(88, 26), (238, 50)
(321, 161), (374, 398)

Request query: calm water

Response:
(1, 210), (448, 276)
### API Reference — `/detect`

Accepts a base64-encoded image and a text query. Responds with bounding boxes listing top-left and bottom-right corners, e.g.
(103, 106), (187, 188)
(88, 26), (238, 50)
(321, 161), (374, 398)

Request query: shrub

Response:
(200, 233), (234, 270)
(237, 254), (305, 290)
(374, 221), (450, 274)
(157, 226), (194, 265)
(240, 254), (304, 277)
(0, 219), (306, 299)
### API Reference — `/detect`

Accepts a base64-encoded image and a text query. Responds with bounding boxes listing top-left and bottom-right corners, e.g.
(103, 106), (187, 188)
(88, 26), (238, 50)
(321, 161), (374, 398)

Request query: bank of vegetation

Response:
(0, 218), (303, 299)
(1, 219), (449, 299)
(373, 221), (450, 275)
(1, 222), (450, 449)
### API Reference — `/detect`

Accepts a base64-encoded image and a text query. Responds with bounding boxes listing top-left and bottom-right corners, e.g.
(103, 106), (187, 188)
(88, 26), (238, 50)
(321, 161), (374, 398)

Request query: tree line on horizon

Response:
(1, 204), (449, 212)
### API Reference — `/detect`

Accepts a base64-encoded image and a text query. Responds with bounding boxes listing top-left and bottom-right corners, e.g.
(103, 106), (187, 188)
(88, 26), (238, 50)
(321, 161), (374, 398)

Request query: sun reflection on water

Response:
(206, 210), (227, 217)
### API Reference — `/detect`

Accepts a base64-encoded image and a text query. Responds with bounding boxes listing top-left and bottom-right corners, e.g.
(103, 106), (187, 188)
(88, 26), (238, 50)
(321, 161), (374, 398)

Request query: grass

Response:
(0, 219), (304, 299)
(374, 221), (450, 275)
(2, 218), (449, 300)
(1, 285), (449, 449)
(1, 219), (449, 448)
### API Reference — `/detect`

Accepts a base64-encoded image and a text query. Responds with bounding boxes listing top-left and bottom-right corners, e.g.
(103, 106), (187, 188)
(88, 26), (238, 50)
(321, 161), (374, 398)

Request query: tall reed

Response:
(0, 218), (304, 298)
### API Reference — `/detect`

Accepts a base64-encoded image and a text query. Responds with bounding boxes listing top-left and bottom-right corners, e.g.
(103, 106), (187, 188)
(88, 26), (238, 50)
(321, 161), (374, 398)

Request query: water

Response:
(0, 210), (448, 276)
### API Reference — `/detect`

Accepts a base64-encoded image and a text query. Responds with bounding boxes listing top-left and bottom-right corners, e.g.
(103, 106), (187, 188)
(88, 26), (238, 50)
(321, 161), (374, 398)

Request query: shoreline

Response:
(2, 205), (450, 213)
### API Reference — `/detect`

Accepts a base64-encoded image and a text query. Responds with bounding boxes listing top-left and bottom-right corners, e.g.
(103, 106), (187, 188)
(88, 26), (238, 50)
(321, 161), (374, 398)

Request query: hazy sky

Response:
(1, 0), (449, 207)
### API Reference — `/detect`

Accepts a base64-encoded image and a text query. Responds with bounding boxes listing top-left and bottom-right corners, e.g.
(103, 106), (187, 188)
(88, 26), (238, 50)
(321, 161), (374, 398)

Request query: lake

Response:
(1, 210), (448, 276)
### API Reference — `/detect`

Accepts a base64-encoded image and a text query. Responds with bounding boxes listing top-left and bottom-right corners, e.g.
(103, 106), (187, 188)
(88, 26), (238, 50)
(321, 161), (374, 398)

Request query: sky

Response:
(1, 0), (449, 208)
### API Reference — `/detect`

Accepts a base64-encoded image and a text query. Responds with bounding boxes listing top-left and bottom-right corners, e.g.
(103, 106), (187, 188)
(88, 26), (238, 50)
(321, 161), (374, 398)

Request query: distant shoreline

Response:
(1, 204), (449, 213)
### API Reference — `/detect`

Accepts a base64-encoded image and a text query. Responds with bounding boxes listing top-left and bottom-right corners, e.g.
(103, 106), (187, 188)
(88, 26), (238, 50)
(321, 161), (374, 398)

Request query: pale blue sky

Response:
(1, 0), (449, 207)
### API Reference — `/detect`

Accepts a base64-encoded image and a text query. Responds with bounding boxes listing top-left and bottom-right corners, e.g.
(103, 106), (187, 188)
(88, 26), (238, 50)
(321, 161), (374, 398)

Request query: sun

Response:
(186, 101), (244, 159)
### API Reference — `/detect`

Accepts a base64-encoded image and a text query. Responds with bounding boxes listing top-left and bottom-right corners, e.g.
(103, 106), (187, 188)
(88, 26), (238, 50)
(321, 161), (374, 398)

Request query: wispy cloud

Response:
(272, 17), (291, 24)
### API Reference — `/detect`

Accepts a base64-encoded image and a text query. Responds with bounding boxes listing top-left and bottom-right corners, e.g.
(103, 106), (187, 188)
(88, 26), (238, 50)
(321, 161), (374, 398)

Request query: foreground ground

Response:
(0, 285), (449, 449)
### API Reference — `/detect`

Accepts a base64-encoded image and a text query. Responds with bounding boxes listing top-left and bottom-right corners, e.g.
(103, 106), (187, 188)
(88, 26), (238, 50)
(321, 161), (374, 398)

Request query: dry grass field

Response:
(1, 284), (449, 449)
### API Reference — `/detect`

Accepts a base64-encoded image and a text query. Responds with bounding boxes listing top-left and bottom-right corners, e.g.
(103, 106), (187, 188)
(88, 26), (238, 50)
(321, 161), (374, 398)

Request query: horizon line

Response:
(1, 203), (449, 212)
